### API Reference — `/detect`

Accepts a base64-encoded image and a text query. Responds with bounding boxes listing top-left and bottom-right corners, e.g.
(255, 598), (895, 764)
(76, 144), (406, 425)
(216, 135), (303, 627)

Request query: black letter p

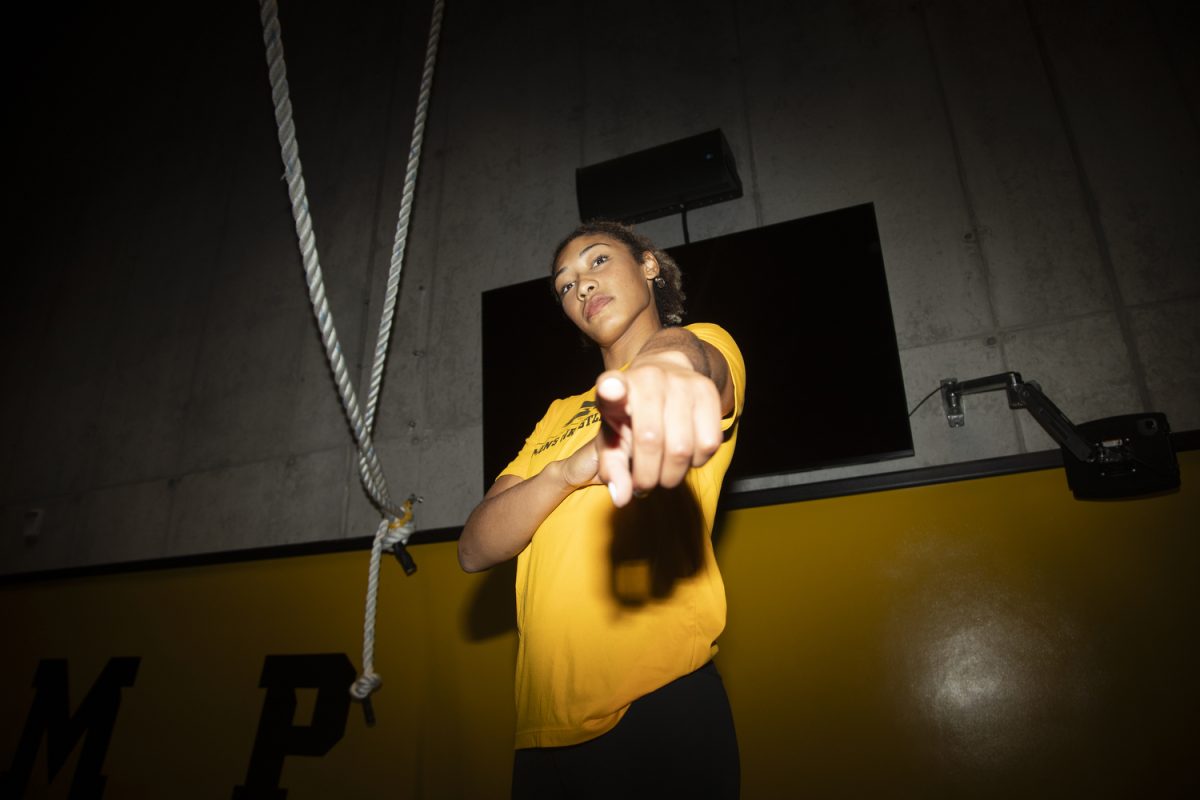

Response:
(231, 653), (355, 800)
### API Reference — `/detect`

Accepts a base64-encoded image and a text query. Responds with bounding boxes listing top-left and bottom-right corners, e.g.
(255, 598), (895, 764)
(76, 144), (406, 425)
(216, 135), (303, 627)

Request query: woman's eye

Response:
(591, 255), (608, 268)
(560, 281), (574, 297)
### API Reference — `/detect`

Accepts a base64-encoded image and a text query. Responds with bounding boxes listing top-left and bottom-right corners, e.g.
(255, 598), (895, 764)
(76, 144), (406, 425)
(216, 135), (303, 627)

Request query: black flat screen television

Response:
(480, 203), (913, 492)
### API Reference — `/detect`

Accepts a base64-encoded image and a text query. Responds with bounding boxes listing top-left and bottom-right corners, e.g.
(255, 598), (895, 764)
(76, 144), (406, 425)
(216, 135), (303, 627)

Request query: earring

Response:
(654, 276), (666, 288)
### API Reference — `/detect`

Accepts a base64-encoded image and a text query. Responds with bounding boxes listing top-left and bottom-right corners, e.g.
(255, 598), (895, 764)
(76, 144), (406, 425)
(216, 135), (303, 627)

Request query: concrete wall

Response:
(3, 0), (1197, 574)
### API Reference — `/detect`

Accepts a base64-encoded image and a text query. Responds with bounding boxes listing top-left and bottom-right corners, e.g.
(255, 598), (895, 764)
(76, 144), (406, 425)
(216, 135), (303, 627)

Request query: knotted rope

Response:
(257, 0), (446, 715)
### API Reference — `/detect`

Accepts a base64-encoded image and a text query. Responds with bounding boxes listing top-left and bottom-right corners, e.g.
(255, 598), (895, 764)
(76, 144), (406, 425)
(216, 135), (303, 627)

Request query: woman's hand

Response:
(595, 351), (724, 507)
(559, 434), (602, 489)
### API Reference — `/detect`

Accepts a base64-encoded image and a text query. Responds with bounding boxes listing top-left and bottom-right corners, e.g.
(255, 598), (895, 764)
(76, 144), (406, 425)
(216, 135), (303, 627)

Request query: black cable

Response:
(908, 384), (943, 417)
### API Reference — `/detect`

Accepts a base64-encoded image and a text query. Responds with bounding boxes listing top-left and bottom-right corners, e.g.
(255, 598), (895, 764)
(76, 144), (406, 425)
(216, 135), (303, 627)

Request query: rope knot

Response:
(350, 672), (382, 701)
(381, 522), (412, 549)
(382, 496), (416, 547)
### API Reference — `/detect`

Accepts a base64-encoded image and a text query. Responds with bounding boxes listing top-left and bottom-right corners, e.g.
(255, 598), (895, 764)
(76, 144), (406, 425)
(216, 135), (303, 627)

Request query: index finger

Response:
(595, 372), (634, 506)
(595, 372), (629, 422)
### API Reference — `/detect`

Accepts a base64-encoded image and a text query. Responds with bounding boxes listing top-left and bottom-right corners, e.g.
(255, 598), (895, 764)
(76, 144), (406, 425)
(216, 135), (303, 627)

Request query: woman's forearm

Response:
(458, 461), (575, 573)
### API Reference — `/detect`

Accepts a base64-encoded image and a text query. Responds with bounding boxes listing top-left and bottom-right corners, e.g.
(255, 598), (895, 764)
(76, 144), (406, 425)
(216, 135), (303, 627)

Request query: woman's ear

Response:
(641, 251), (660, 280)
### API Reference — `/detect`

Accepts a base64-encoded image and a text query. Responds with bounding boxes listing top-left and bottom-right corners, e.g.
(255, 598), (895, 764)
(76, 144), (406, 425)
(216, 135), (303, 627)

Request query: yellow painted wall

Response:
(3, 452), (1197, 797)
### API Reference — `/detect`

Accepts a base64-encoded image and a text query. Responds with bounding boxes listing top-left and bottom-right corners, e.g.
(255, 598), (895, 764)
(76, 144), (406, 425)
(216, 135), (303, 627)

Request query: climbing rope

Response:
(257, 0), (446, 716)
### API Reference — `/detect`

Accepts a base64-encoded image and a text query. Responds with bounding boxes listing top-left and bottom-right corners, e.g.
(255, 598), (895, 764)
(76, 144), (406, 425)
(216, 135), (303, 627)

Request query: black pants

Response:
(512, 660), (740, 799)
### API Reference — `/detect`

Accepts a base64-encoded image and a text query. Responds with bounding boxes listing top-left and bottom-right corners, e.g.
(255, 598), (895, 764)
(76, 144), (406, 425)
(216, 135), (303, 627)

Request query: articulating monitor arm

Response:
(937, 372), (1179, 499)
(939, 372), (1095, 462)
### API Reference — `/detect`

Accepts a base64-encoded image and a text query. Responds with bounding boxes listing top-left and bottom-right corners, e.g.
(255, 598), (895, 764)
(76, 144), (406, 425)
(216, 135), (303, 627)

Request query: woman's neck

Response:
(600, 313), (663, 370)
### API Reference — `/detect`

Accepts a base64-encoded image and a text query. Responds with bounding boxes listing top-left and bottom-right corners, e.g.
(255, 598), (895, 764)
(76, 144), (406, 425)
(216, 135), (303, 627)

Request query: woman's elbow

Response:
(459, 556), (488, 574)
(457, 528), (501, 573)
(457, 538), (485, 573)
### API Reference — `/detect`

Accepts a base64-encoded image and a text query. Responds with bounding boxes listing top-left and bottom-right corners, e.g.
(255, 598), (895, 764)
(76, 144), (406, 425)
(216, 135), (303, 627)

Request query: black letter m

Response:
(1, 657), (140, 799)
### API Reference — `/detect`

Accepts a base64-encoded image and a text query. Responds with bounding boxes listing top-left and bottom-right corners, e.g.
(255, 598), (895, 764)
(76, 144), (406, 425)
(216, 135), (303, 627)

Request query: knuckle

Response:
(636, 428), (661, 444)
(666, 442), (691, 461)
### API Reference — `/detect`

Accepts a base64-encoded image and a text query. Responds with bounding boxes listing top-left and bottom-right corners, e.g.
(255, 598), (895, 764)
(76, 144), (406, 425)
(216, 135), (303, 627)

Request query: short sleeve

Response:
(496, 401), (557, 483)
(685, 322), (746, 432)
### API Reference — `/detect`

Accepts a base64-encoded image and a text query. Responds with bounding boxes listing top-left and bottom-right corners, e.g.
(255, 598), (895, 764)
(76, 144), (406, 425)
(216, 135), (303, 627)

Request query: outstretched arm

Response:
(595, 326), (735, 507)
(457, 326), (735, 572)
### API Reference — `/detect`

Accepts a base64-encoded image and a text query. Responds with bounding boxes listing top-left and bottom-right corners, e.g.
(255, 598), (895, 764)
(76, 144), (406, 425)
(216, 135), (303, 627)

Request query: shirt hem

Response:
(514, 706), (629, 750)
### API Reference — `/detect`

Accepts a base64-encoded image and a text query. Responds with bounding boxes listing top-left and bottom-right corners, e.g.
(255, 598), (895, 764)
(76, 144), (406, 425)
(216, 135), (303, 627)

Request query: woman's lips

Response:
(585, 295), (612, 321)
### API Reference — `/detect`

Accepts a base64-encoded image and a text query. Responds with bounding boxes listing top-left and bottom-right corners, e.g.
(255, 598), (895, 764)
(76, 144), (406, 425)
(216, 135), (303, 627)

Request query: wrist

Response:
(541, 458), (563, 485)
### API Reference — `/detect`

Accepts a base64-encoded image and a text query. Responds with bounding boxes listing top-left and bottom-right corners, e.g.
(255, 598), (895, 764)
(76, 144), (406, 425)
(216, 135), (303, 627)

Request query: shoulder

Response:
(683, 322), (744, 372)
(683, 322), (746, 422)
(684, 322), (736, 348)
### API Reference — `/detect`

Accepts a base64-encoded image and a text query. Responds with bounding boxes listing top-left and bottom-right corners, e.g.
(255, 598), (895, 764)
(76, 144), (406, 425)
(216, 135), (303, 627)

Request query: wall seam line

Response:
(916, 0), (1026, 452)
(414, 12), (453, 505)
(343, 0), (409, 539)
(731, 0), (764, 229)
(165, 107), (247, 557)
(1022, 0), (1155, 414)
(1145, 0), (1200, 138)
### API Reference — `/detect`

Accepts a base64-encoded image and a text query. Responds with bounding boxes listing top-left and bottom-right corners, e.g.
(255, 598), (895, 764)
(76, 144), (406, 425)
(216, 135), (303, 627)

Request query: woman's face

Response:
(552, 234), (661, 346)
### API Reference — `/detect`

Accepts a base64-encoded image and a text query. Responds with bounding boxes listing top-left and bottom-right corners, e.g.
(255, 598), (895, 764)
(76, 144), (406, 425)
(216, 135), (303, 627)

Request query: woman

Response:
(459, 220), (745, 798)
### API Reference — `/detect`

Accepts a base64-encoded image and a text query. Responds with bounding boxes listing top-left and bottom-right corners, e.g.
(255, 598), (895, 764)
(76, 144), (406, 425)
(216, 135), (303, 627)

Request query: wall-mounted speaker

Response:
(575, 129), (743, 224)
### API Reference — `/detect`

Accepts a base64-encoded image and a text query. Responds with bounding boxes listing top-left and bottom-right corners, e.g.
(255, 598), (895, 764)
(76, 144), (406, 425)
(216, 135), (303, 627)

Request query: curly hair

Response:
(548, 220), (686, 326)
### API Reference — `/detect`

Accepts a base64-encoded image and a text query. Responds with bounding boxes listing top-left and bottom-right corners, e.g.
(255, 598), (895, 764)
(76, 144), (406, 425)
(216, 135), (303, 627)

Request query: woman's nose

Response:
(576, 279), (596, 298)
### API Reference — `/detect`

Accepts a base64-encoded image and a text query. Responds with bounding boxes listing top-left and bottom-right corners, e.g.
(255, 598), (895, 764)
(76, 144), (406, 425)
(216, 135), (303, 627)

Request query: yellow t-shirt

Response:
(499, 323), (746, 749)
